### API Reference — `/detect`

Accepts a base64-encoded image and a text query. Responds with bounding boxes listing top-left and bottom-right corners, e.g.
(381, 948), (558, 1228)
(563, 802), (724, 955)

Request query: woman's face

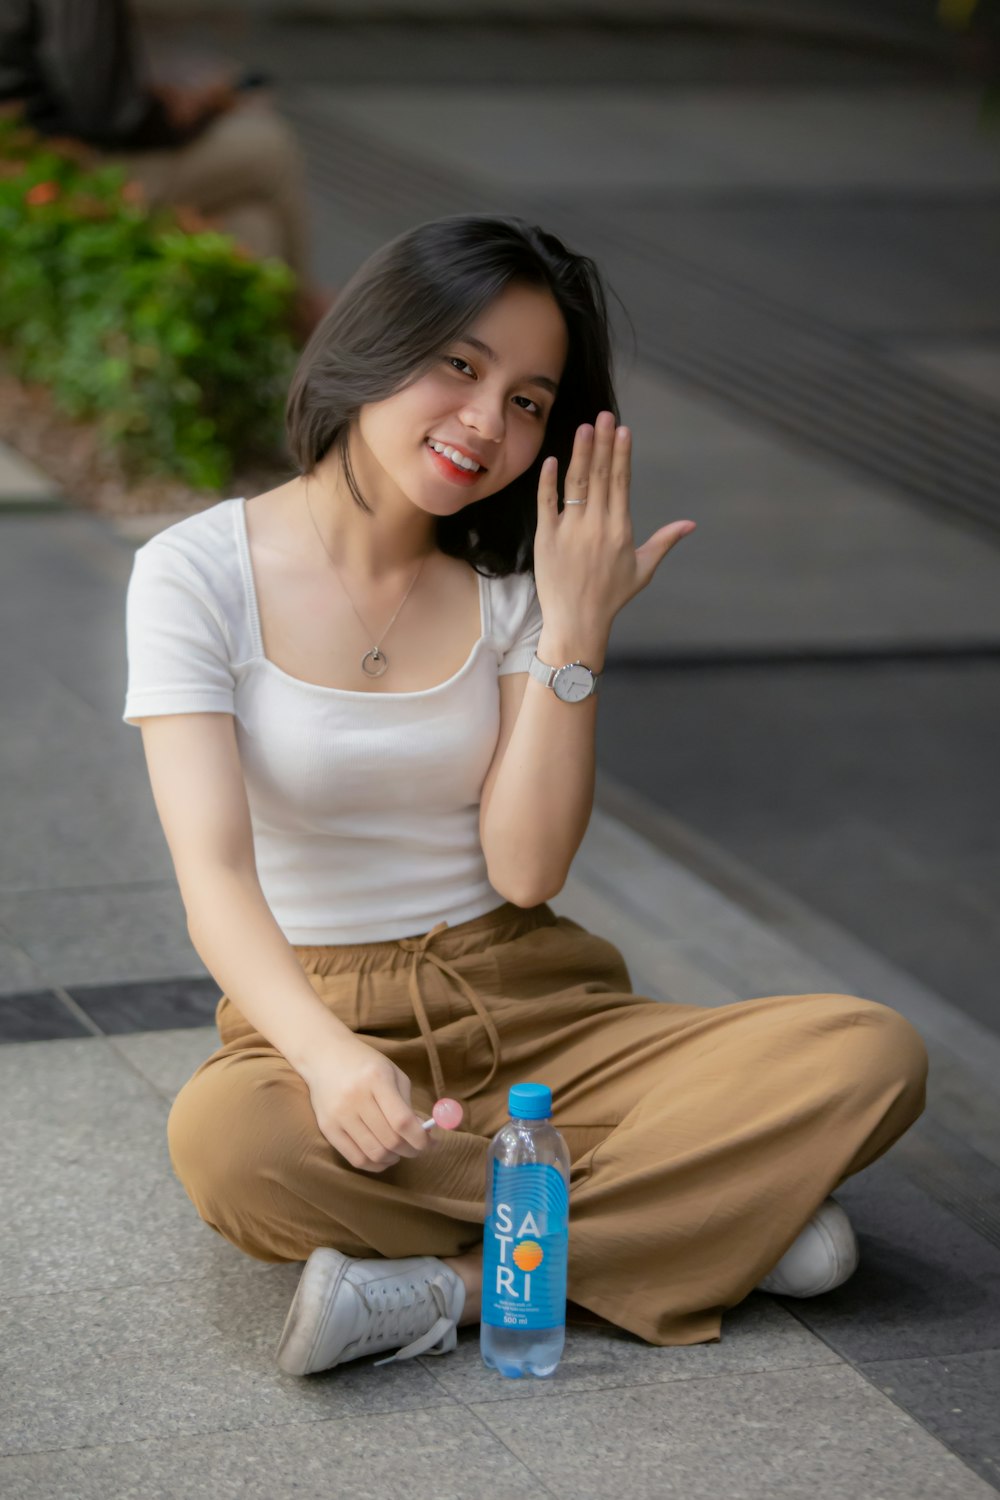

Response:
(354, 281), (569, 518)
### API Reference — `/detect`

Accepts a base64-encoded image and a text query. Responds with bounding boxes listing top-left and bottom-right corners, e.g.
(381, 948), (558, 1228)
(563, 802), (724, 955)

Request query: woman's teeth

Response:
(426, 439), (483, 472)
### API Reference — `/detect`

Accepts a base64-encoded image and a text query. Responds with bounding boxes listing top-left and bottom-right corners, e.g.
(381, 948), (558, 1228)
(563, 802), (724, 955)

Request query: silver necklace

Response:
(304, 485), (429, 678)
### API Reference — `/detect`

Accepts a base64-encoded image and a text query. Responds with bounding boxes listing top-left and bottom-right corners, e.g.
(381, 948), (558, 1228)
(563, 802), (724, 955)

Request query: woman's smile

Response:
(423, 437), (489, 486)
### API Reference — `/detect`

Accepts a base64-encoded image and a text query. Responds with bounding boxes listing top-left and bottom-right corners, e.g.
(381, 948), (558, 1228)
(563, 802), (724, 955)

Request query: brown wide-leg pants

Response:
(167, 899), (929, 1347)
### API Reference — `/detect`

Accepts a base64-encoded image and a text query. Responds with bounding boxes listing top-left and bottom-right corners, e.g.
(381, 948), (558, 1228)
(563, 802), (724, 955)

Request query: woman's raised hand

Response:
(302, 1032), (432, 1172)
(532, 411), (696, 639)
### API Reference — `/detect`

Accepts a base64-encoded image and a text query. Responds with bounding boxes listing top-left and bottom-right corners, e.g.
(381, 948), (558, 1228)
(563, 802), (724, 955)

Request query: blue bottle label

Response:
(482, 1160), (568, 1330)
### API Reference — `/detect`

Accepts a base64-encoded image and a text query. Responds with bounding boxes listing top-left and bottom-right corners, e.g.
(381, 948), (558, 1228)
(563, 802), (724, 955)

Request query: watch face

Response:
(553, 664), (594, 702)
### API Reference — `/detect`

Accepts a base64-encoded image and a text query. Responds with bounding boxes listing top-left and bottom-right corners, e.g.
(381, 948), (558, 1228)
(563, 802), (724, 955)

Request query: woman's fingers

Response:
(365, 1102), (420, 1160)
(538, 410), (627, 521)
(610, 424), (632, 525)
(351, 1117), (400, 1167)
(538, 452), (561, 522)
(328, 1120), (394, 1172)
(585, 411), (616, 510)
(564, 423), (594, 507)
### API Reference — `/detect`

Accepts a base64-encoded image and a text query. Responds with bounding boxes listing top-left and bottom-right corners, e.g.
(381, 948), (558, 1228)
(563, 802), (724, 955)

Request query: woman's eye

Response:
(445, 356), (542, 418)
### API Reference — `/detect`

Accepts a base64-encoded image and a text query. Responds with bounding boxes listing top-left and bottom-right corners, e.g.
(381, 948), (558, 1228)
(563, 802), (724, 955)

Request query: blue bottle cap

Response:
(508, 1082), (552, 1120)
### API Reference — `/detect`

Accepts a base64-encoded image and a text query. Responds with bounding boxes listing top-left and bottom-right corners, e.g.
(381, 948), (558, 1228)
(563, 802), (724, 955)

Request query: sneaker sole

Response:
(276, 1247), (352, 1375)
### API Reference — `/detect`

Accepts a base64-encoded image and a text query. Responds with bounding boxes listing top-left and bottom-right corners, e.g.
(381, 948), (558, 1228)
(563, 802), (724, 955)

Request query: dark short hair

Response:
(284, 213), (629, 577)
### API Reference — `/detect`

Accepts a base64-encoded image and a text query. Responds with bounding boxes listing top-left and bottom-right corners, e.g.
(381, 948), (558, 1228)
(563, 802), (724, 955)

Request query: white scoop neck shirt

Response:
(123, 497), (545, 943)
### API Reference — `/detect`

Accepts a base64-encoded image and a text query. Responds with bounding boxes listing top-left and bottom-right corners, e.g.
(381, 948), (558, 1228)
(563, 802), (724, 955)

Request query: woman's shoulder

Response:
(132, 498), (246, 617)
(127, 497), (250, 650)
(136, 496), (242, 568)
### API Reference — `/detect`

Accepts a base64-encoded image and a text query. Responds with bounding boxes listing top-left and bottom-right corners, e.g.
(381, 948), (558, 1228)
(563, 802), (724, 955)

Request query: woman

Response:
(122, 213), (928, 1376)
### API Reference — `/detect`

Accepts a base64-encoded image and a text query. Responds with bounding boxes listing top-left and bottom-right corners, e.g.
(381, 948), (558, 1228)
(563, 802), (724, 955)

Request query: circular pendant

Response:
(362, 647), (389, 678)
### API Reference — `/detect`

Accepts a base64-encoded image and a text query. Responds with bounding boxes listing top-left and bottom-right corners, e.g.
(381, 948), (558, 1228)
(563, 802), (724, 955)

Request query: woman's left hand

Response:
(533, 410), (697, 638)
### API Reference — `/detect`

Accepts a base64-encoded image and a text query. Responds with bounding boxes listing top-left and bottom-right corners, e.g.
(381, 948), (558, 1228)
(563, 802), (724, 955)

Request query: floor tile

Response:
(0, 1267), (458, 1457)
(424, 1293), (838, 1407)
(0, 1405), (541, 1500)
(0, 990), (92, 1042)
(783, 1157), (1000, 1362)
(470, 1362), (996, 1499)
(862, 1348), (1000, 1491)
(0, 935), (49, 995)
(65, 975), (221, 1034)
(0, 884), (205, 988)
(111, 1025), (220, 1102)
(0, 1038), (239, 1296)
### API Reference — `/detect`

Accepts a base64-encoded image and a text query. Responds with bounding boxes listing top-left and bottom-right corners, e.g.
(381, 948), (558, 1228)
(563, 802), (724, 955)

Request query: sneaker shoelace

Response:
(367, 1275), (457, 1367)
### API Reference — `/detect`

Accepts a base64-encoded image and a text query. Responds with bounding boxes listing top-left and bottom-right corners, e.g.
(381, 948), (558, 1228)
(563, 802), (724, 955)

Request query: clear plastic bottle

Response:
(481, 1082), (570, 1379)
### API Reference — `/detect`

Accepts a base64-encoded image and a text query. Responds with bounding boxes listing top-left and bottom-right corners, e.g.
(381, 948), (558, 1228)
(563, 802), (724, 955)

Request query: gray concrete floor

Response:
(3, 9), (999, 1497)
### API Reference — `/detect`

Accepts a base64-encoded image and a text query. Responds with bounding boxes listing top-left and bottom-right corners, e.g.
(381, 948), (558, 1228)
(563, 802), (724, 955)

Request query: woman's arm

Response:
(185, 864), (354, 1081)
(479, 622), (608, 907)
(138, 712), (352, 1082)
(481, 412), (695, 906)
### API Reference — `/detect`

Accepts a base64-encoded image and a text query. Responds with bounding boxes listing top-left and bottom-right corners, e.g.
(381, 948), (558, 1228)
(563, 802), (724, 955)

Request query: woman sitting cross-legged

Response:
(122, 212), (929, 1375)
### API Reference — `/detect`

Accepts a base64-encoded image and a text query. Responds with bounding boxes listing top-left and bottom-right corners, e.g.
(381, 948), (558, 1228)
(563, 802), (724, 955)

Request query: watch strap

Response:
(528, 651), (602, 696)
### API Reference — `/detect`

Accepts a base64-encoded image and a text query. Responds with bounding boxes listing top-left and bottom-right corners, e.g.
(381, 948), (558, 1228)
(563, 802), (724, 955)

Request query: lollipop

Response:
(420, 1097), (464, 1132)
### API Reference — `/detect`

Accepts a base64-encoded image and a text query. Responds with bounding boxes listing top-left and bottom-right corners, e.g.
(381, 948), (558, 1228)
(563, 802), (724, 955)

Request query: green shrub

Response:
(0, 115), (298, 490)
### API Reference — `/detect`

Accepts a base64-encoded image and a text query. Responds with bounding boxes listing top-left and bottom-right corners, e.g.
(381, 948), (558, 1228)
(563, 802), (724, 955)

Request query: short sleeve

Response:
(122, 542), (236, 725)
(498, 570), (544, 676)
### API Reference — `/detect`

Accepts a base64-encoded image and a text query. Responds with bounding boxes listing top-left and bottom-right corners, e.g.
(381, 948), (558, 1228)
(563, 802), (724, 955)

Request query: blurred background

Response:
(1, 0), (998, 1042)
(3, 3), (1000, 1487)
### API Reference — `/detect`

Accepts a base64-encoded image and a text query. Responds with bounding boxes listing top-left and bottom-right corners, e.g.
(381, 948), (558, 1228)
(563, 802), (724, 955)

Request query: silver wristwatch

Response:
(528, 651), (602, 702)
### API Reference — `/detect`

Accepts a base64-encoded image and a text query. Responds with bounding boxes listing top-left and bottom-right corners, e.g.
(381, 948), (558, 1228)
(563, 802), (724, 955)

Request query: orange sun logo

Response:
(513, 1239), (544, 1272)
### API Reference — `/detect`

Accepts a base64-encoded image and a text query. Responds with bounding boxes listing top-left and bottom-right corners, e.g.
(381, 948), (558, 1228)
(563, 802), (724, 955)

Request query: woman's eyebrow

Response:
(459, 336), (560, 396)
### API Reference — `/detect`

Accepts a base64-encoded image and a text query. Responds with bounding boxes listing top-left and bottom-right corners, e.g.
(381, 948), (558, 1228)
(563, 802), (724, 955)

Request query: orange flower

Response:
(121, 179), (146, 206)
(25, 179), (59, 206)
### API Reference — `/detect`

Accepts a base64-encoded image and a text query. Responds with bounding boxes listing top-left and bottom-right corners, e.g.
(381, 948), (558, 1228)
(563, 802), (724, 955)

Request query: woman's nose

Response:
(459, 403), (504, 444)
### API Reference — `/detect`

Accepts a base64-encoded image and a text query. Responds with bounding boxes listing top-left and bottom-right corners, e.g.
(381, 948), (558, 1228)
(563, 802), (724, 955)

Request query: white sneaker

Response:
(755, 1196), (860, 1297)
(276, 1249), (466, 1375)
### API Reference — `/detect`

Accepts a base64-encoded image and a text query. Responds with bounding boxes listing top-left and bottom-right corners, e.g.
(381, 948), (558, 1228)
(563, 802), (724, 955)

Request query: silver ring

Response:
(563, 498), (588, 506)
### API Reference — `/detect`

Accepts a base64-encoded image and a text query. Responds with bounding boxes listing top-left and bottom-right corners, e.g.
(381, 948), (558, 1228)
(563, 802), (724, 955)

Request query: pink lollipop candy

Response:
(420, 1097), (464, 1131)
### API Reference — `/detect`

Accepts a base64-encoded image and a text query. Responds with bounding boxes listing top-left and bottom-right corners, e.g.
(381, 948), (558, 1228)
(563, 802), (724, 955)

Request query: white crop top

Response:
(122, 497), (544, 944)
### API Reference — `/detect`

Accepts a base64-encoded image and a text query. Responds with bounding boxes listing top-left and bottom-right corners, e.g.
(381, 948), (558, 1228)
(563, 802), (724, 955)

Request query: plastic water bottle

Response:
(481, 1082), (570, 1378)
